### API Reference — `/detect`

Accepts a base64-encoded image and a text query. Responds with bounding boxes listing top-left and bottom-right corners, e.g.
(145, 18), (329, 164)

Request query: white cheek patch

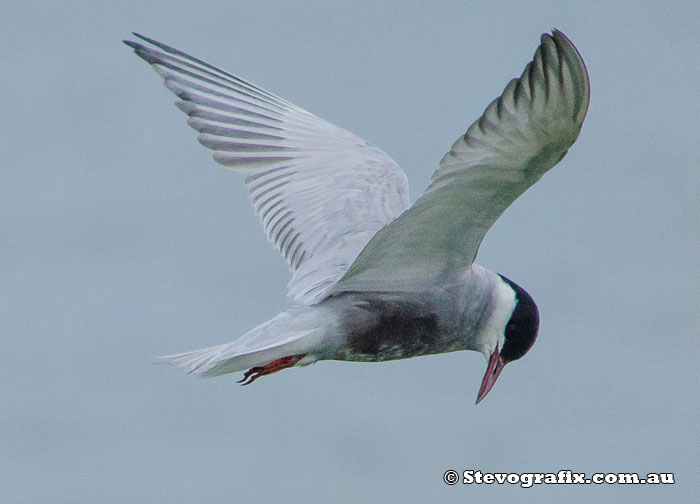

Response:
(480, 278), (517, 357)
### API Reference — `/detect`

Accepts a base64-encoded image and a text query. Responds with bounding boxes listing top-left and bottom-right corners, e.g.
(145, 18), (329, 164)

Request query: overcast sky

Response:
(2, 1), (699, 502)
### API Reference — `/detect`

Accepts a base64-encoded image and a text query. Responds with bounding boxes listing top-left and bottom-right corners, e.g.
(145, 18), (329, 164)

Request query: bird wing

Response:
(331, 30), (589, 294)
(124, 35), (410, 305)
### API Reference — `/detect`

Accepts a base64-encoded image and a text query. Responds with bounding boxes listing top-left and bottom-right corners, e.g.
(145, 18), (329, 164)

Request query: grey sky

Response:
(2, 1), (699, 502)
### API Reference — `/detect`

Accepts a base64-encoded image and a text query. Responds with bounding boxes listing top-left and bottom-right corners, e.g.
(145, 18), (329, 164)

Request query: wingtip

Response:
(124, 33), (164, 51)
(123, 32), (149, 47)
(550, 28), (574, 47)
(542, 28), (569, 46)
(534, 28), (589, 124)
(550, 29), (590, 123)
(131, 32), (151, 43)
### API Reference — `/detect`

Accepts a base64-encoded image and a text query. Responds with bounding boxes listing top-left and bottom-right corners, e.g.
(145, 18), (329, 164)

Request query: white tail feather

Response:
(158, 309), (327, 377)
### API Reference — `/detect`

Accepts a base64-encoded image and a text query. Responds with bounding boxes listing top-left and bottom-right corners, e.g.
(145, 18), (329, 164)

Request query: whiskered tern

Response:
(124, 30), (589, 403)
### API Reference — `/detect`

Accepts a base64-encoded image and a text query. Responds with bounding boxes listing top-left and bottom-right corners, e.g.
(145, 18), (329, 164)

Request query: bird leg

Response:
(237, 354), (306, 386)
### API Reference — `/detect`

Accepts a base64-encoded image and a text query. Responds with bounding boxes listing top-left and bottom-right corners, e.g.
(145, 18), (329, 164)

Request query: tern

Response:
(125, 30), (589, 403)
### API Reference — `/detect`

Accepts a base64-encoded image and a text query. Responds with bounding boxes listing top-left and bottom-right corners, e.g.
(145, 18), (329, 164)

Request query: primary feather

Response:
(125, 34), (410, 305)
(333, 30), (589, 293)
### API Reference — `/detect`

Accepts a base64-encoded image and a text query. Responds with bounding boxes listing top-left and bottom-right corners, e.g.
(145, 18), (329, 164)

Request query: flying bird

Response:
(124, 30), (589, 403)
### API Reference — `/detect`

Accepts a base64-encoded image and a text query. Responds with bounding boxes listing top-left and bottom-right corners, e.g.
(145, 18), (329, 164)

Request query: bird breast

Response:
(328, 293), (463, 362)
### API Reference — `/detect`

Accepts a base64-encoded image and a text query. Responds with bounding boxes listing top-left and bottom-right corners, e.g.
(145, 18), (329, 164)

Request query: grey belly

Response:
(330, 294), (461, 362)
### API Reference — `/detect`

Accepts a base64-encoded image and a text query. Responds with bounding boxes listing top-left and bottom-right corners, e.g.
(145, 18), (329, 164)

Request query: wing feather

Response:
(125, 34), (410, 304)
(333, 30), (589, 293)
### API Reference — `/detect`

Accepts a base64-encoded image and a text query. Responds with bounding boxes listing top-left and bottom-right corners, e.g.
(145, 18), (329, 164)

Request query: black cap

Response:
(498, 275), (540, 362)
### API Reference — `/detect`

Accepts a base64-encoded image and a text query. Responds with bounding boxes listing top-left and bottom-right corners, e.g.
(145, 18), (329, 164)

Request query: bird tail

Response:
(158, 309), (326, 377)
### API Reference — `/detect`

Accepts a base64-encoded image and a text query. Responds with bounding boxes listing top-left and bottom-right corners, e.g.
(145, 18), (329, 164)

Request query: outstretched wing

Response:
(332, 30), (589, 293)
(124, 35), (410, 304)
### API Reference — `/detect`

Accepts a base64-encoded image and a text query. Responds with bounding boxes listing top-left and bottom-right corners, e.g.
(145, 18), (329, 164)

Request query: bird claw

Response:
(237, 354), (306, 385)
(236, 368), (261, 385)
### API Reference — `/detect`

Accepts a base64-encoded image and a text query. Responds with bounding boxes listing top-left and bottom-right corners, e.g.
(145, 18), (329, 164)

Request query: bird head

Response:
(476, 275), (540, 404)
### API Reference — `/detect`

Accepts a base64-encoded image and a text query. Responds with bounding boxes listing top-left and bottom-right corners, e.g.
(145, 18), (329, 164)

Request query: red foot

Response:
(237, 354), (306, 386)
